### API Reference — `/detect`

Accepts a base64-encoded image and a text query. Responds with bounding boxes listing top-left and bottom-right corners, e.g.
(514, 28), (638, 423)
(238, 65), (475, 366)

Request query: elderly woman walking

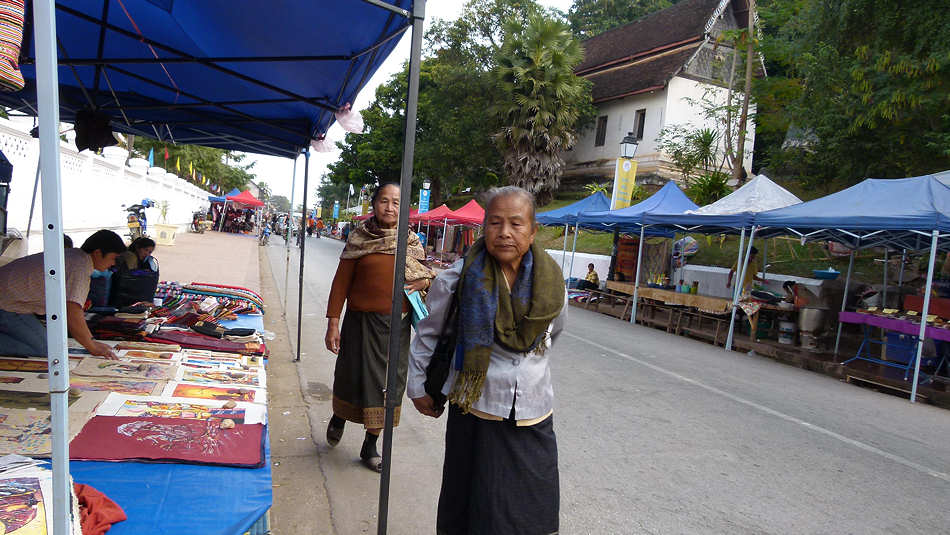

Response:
(408, 186), (567, 535)
(325, 182), (435, 472)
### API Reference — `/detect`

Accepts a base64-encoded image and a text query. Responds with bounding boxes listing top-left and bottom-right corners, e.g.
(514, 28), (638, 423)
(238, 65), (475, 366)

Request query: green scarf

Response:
(448, 238), (565, 413)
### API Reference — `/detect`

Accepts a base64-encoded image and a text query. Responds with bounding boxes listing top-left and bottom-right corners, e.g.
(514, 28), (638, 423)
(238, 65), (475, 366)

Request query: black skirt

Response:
(437, 404), (559, 535)
(332, 310), (410, 429)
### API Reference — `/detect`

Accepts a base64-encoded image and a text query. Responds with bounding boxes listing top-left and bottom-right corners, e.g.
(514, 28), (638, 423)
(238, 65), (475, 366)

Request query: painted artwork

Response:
(0, 390), (79, 411)
(0, 377), (23, 384)
(69, 416), (264, 467)
(73, 358), (175, 380)
(0, 477), (47, 534)
(0, 359), (47, 373)
(95, 394), (265, 425)
(163, 382), (264, 403)
(119, 350), (178, 360)
(69, 377), (164, 396)
(0, 410), (51, 456)
(177, 368), (264, 388)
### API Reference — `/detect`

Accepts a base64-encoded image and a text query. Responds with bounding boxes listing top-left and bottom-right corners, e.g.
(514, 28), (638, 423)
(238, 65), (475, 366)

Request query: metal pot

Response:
(798, 307), (826, 333)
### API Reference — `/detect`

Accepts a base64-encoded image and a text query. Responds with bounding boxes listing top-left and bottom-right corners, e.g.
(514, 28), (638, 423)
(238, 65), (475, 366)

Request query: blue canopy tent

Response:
(749, 174), (950, 401)
(13, 1), (424, 533)
(536, 191), (610, 278)
(577, 181), (698, 323)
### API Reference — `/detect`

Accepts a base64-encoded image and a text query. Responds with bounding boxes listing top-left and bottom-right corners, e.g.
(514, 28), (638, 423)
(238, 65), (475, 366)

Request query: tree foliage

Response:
(494, 13), (594, 205)
(755, 0), (950, 187)
(269, 195), (291, 213)
(566, 0), (682, 39)
(131, 137), (255, 192)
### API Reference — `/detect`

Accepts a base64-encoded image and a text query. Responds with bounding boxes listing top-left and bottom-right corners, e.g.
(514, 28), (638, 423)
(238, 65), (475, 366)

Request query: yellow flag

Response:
(176, 157), (180, 173)
(189, 161), (193, 175)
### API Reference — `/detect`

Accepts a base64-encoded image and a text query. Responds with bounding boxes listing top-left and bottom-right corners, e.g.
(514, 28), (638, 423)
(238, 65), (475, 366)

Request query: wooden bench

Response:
(673, 309), (731, 346)
(584, 290), (633, 321)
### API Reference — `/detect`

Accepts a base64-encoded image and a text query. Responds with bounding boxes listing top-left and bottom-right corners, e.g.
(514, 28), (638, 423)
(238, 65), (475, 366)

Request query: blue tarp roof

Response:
(536, 192), (609, 226)
(577, 181), (698, 233)
(209, 188), (240, 203)
(4, 1), (413, 157)
(752, 174), (950, 250)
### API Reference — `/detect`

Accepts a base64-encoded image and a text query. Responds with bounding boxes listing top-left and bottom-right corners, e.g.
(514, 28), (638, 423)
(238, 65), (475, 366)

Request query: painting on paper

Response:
(96, 394), (265, 425)
(0, 390), (79, 411)
(163, 382), (263, 403)
(118, 349), (178, 360)
(0, 477), (47, 534)
(73, 358), (175, 380)
(69, 416), (264, 467)
(69, 377), (164, 396)
(176, 368), (264, 388)
(0, 410), (51, 456)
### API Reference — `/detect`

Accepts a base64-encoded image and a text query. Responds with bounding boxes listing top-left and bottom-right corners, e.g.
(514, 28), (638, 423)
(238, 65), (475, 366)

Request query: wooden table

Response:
(605, 283), (733, 314)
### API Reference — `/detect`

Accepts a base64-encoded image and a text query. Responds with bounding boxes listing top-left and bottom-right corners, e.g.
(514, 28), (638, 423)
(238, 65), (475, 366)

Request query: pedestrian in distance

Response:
(409, 186), (567, 535)
(324, 182), (435, 472)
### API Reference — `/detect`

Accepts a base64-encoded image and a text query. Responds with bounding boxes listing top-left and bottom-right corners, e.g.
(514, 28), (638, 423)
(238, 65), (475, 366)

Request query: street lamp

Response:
(422, 180), (431, 190)
(620, 132), (639, 159)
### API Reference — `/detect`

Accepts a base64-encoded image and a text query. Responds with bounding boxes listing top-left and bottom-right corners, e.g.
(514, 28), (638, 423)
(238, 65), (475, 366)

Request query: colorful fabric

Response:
(0, 0), (25, 92)
(74, 483), (127, 535)
(585, 270), (599, 285)
(449, 238), (565, 412)
(146, 329), (265, 356)
(341, 216), (434, 283)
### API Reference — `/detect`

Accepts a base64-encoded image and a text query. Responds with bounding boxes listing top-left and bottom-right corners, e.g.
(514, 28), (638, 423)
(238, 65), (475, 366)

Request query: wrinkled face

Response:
(484, 194), (536, 267)
(91, 251), (119, 271)
(373, 185), (400, 228)
(137, 246), (155, 261)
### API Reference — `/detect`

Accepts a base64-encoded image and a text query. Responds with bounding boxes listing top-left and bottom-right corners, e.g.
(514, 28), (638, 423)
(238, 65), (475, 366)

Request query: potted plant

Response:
(153, 200), (178, 246)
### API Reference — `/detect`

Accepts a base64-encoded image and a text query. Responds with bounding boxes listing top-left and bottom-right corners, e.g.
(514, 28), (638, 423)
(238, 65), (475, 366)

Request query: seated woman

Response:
(119, 237), (158, 272)
(576, 263), (600, 290)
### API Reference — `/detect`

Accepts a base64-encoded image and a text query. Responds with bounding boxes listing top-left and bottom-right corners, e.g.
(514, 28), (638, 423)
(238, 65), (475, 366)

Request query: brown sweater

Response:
(326, 253), (408, 318)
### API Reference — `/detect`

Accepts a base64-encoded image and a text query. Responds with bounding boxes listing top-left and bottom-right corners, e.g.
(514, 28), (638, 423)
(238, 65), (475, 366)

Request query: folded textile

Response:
(74, 483), (127, 535)
(146, 330), (265, 356)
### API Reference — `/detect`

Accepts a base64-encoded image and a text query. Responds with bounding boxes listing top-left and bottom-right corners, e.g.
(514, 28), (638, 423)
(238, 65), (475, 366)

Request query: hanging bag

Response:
(423, 290), (459, 413)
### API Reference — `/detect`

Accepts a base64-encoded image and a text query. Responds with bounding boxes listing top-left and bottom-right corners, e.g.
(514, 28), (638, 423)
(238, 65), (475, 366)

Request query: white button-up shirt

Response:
(407, 260), (567, 421)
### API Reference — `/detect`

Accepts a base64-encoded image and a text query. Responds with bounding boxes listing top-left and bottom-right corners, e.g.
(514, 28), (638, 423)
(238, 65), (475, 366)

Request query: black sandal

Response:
(326, 416), (345, 447)
(360, 453), (383, 473)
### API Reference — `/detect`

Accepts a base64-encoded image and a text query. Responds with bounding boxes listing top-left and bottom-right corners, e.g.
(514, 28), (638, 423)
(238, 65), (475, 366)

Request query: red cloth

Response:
(74, 483), (127, 535)
(145, 330), (265, 355)
(70, 416), (265, 467)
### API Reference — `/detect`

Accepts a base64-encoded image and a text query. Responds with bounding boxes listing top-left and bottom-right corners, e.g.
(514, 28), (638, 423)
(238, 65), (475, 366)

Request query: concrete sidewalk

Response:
(157, 231), (333, 534)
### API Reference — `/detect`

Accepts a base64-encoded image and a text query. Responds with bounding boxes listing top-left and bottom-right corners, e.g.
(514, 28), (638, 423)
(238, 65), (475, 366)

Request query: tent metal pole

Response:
(630, 225), (646, 324)
(910, 230), (939, 402)
(294, 150), (311, 362)
(218, 199), (228, 231)
(560, 224), (569, 276)
(440, 218), (447, 263)
(833, 250), (856, 357)
(733, 228), (746, 303)
(568, 225), (578, 282)
(283, 155), (298, 314)
(25, 162), (40, 247)
(897, 249), (907, 301)
(882, 249), (889, 308)
(378, 1), (424, 533)
(33, 0), (71, 532)
(762, 237), (768, 277)
(726, 227), (757, 351)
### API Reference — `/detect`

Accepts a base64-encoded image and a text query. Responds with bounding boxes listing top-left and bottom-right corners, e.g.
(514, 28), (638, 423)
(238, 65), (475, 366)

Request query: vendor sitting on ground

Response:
(0, 230), (125, 359)
(727, 246), (765, 294)
(118, 237), (158, 272)
(577, 263), (600, 291)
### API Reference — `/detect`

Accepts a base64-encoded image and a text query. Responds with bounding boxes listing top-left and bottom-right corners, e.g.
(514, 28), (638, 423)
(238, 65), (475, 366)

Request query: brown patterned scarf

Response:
(340, 216), (434, 283)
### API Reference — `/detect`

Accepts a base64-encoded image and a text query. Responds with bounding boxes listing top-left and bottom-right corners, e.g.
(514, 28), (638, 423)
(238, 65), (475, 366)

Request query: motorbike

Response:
(259, 224), (271, 246)
(191, 211), (206, 234)
(123, 199), (154, 240)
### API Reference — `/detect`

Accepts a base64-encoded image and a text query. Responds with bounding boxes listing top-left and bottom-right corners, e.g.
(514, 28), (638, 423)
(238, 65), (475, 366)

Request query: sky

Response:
(245, 0), (574, 208)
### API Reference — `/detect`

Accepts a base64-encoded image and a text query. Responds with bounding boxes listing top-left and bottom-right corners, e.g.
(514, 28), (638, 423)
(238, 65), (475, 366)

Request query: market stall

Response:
(752, 173), (950, 400)
(536, 191), (610, 278)
(3, 0), (424, 532)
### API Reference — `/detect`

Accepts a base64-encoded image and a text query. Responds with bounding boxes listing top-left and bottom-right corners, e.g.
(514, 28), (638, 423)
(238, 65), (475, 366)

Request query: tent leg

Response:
(568, 225), (578, 283)
(25, 162), (40, 248)
(733, 228), (746, 303)
(897, 249), (907, 302)
(726, 227), (757, 351)
(833, 250), (856, 357)
(283, 155), (298, 315)
(630, 225), (646, 324)
(378, 2), (425, 533)
(762, 237), (768, 278)
(910, 231), (939, 402)
(439, 219), (447, 263)
(882, 249), (889, 308)
(218, 200), (228, 232)
(294, 150), (310, 362)
(33, 0), (71, 532)
(560, 224), (569, 276)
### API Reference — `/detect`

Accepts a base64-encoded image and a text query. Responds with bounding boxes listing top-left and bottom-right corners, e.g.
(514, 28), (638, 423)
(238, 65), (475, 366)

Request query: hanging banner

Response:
(316, 206), (322, 218)
(361, 197), (369, 216)
(610, 157), (639, 210)
(332, 200), (340, 219)
(419, 188), (430, 213)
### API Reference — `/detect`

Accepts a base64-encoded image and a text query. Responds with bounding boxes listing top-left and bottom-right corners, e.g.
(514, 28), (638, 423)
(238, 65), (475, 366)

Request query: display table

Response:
(839, 311), (949, 380)
(606, 282), (732, 315)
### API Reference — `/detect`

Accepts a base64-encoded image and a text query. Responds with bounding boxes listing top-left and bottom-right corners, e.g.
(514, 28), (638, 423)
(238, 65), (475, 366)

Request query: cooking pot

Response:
(798, 307), (826, 333)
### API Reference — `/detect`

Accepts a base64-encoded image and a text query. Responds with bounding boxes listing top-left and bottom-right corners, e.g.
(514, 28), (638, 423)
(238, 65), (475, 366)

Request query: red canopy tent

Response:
(413, 204), (451, 223)
(446, 199), (485, 226)
(226, 190), (265, 208)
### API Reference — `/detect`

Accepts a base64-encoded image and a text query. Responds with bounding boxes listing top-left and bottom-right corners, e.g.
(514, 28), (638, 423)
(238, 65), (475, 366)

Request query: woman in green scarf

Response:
(325, 182), (435, 472)
(408, 186), (567, 535)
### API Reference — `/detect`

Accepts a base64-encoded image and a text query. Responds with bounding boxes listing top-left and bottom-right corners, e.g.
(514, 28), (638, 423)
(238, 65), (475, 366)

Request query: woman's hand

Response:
(405, 278), (430, 295)
(325, 318), (341, 354)
(411, 395), (443, 418)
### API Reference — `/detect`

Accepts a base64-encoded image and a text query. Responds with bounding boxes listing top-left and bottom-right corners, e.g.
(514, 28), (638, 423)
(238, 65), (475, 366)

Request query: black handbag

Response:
(423, 291), (459, 413)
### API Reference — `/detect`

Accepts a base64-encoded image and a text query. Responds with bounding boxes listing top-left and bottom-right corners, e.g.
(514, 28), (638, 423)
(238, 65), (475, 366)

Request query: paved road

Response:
(266, 236), (950, 535)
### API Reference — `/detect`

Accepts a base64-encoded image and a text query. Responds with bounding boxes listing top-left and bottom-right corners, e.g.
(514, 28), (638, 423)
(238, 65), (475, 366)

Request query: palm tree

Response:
(494, 14), (590, 205)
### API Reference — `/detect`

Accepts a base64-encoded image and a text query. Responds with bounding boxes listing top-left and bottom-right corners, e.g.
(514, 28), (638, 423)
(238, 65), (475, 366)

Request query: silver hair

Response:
(482, 186), (536, 224)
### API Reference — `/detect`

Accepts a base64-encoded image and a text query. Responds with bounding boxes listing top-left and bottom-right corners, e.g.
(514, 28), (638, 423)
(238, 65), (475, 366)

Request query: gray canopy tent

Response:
(13, 1), (424, 533)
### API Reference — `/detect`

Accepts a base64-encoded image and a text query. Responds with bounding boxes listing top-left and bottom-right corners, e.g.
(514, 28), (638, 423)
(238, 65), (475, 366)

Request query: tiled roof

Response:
(584, 45), (700, 103)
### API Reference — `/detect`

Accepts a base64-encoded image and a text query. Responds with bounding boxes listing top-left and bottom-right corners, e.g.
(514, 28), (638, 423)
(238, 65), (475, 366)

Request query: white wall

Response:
(665, 76), (755, 172)
(0, 122), (211, 257)
(567, 89), (668, 166)
(546, 249), (611, 282)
